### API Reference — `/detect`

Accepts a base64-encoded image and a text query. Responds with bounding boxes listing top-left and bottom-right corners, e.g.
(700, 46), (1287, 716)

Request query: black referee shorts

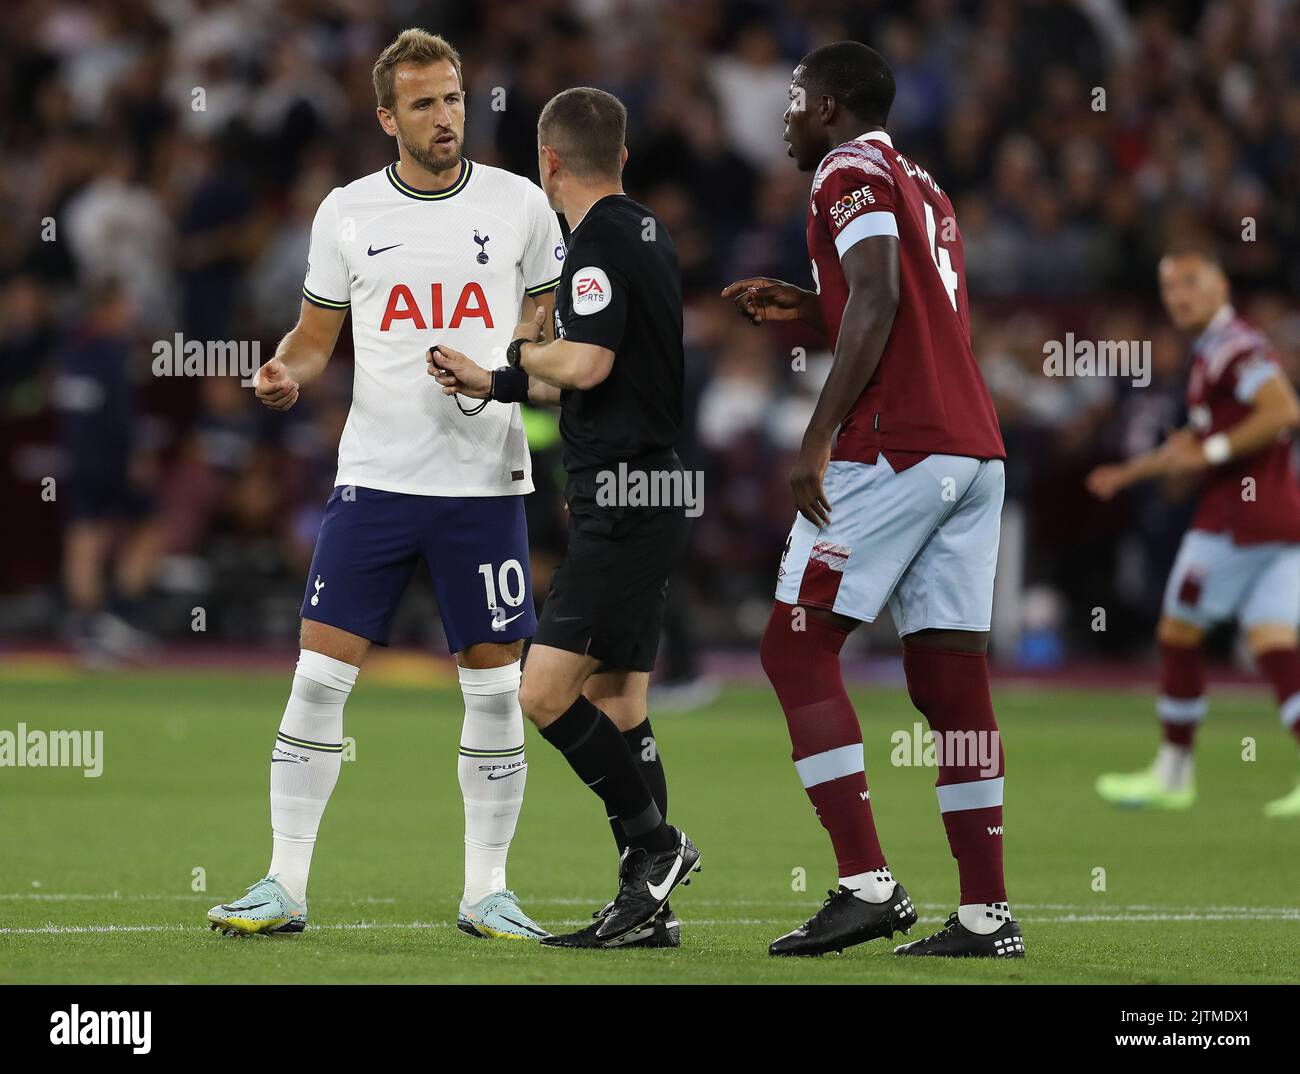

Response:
(534, 458), (691, 672)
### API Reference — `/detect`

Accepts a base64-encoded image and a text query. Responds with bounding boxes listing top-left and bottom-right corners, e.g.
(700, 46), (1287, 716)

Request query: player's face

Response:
(385, 60), (465, 175)
(783, 69), (822, 172)
(1158, 255), (1228, 333)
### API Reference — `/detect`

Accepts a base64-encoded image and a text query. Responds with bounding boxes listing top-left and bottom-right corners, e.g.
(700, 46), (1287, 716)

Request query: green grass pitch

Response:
(2, 665), (1298, 984)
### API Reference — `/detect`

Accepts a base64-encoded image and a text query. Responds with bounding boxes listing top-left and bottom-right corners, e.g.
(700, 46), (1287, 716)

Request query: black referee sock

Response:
(541, 696), (675, 853)
(610, 719), (668, 855)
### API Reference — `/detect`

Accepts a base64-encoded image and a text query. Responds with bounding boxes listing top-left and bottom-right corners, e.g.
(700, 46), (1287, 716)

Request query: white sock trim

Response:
(959, 901), (1011, 935)
(793, 743), (864, 789)
(296, 649), (360, 691)
(1280, 691), (1300, 729)
(458, 660), (522, 696)
(1157, 694), (1207, 722)
(839, 867), (895, 903)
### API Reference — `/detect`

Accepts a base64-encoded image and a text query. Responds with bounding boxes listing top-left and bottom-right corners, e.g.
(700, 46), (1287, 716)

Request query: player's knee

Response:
(900, 655), (934, 716)
(900, 643), (975, 717)
(300, 619), (370, 666)
(458, 640), (524, 670)
(904, 628), (988, 654)
(1156, 616), (1204, 648)
(517, 676), (566, 727)
(760, 602), (849, 691)
(759, 603), (803, 685)
(1245, 622), (1299, 658)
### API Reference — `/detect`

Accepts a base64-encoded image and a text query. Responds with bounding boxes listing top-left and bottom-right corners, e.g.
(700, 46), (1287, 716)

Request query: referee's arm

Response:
(513, 290), (564, 406)
(518, 337), (613, 392)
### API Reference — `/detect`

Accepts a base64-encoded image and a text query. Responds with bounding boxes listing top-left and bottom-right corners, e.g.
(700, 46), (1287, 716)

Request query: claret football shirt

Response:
(806, 131), (1004, 470)
(1186, 304), (1300, 544)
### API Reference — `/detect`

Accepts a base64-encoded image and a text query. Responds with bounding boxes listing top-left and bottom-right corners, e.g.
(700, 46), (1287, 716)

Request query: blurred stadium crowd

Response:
(2, 0), (1298, 665)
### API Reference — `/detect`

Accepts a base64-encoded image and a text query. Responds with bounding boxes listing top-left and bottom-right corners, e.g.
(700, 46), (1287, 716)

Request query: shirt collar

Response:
(568, 192), (627, 235)
(855, 130), (893, 148)
(1194, 304), (1236, 349)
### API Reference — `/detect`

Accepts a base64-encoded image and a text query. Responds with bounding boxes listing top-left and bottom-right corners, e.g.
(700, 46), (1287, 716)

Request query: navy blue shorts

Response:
(300, 486), (536, 652)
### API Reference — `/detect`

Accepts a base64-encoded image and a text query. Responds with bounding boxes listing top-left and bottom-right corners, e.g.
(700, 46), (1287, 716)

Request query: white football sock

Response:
(458, 661), (526, 904)
(839, 866), (895, 903)
(1155, 742), (1194, 791)
(959, 901), (1011, 935)
(268, 650), (357, 904)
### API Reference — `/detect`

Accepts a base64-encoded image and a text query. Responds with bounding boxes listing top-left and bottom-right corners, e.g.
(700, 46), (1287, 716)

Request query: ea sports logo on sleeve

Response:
(572, 266), (611, 315)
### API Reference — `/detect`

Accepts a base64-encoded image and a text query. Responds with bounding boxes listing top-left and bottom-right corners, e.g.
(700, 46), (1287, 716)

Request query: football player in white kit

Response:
(207, 29), (565, 941)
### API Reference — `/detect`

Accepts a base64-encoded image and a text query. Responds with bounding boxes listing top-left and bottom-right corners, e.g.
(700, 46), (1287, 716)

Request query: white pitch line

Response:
(4, 910), (1299, 936)
(4, 893), (1299, 915)
(0, 893), (397, 904)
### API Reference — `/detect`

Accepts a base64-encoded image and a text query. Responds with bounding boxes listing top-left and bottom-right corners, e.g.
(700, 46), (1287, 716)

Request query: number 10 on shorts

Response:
(478, 559), (527, 631)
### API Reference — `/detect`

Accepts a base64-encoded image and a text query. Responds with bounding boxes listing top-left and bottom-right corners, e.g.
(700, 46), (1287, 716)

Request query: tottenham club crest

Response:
(473, 230), (490, 264)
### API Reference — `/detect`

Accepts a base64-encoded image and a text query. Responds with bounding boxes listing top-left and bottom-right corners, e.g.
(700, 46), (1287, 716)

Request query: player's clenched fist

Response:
(253, 358), (300, 411)
(1085, 464), (1128, 502)
(428, 344), (491, 399)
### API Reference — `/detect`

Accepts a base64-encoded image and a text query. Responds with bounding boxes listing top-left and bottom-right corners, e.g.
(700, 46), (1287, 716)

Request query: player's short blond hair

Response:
(372, 28), (463, 109)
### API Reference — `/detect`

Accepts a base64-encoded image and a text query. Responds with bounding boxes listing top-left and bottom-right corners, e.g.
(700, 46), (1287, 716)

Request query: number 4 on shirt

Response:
(924, 202), (959, 311)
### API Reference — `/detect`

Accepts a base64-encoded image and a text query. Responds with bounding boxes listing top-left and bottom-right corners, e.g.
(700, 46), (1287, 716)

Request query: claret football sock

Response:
(902, 645), (1007, 907)
(541, 695), (674, 853)
(1158, 642), (1206, 748)
(458, 661), (526, 904)
(268, 650), (358, 904)
(760, 602), (888, 878)
(1255, 647), (1300, 746)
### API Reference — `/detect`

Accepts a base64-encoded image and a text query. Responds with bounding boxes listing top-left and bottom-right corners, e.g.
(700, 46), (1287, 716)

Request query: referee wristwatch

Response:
(505, 336), (532, 369)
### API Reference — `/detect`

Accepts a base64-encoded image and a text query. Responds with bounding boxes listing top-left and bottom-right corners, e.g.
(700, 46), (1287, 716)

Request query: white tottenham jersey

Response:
(303, 159), (565, 496)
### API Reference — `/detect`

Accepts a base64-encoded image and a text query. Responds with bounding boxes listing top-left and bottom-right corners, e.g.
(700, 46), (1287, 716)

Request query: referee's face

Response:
(537, 142), (560, 210)
(386, 60), (465, 175)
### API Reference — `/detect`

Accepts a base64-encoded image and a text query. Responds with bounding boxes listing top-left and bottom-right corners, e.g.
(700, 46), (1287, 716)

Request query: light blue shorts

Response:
(1161, 529), (1300, 629)
(775, 454), (1004, 636)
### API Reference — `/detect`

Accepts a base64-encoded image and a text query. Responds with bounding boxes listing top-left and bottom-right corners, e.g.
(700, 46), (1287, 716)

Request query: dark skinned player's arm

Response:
(792, 234), (900, 528)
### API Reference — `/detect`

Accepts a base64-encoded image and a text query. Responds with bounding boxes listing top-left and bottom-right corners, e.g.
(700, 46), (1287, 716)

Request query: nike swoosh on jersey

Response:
(367, 243), (404, 256)
(495, 612), (525, 626)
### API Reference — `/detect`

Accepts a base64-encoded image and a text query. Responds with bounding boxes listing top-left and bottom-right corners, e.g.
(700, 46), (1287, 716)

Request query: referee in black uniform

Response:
(429, 87), (699, 948)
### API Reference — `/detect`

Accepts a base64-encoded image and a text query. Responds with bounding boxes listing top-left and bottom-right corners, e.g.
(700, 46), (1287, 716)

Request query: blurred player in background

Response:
(56, 276), (162, 666)
(724, 41), (1024, 959)
(1089, 244), (1300, 818)
(207, 29), (565, 940)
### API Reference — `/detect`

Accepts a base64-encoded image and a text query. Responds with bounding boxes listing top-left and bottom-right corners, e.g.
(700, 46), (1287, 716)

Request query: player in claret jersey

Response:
(206, 29), (566, 941)
(721, 41), (1023, 959)
(1089, 243), (1300, 818)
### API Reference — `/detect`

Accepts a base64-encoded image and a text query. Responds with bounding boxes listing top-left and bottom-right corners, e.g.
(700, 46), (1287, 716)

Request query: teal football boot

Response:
(457, 889), (549, 940)
(207, 875), (307, 937)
